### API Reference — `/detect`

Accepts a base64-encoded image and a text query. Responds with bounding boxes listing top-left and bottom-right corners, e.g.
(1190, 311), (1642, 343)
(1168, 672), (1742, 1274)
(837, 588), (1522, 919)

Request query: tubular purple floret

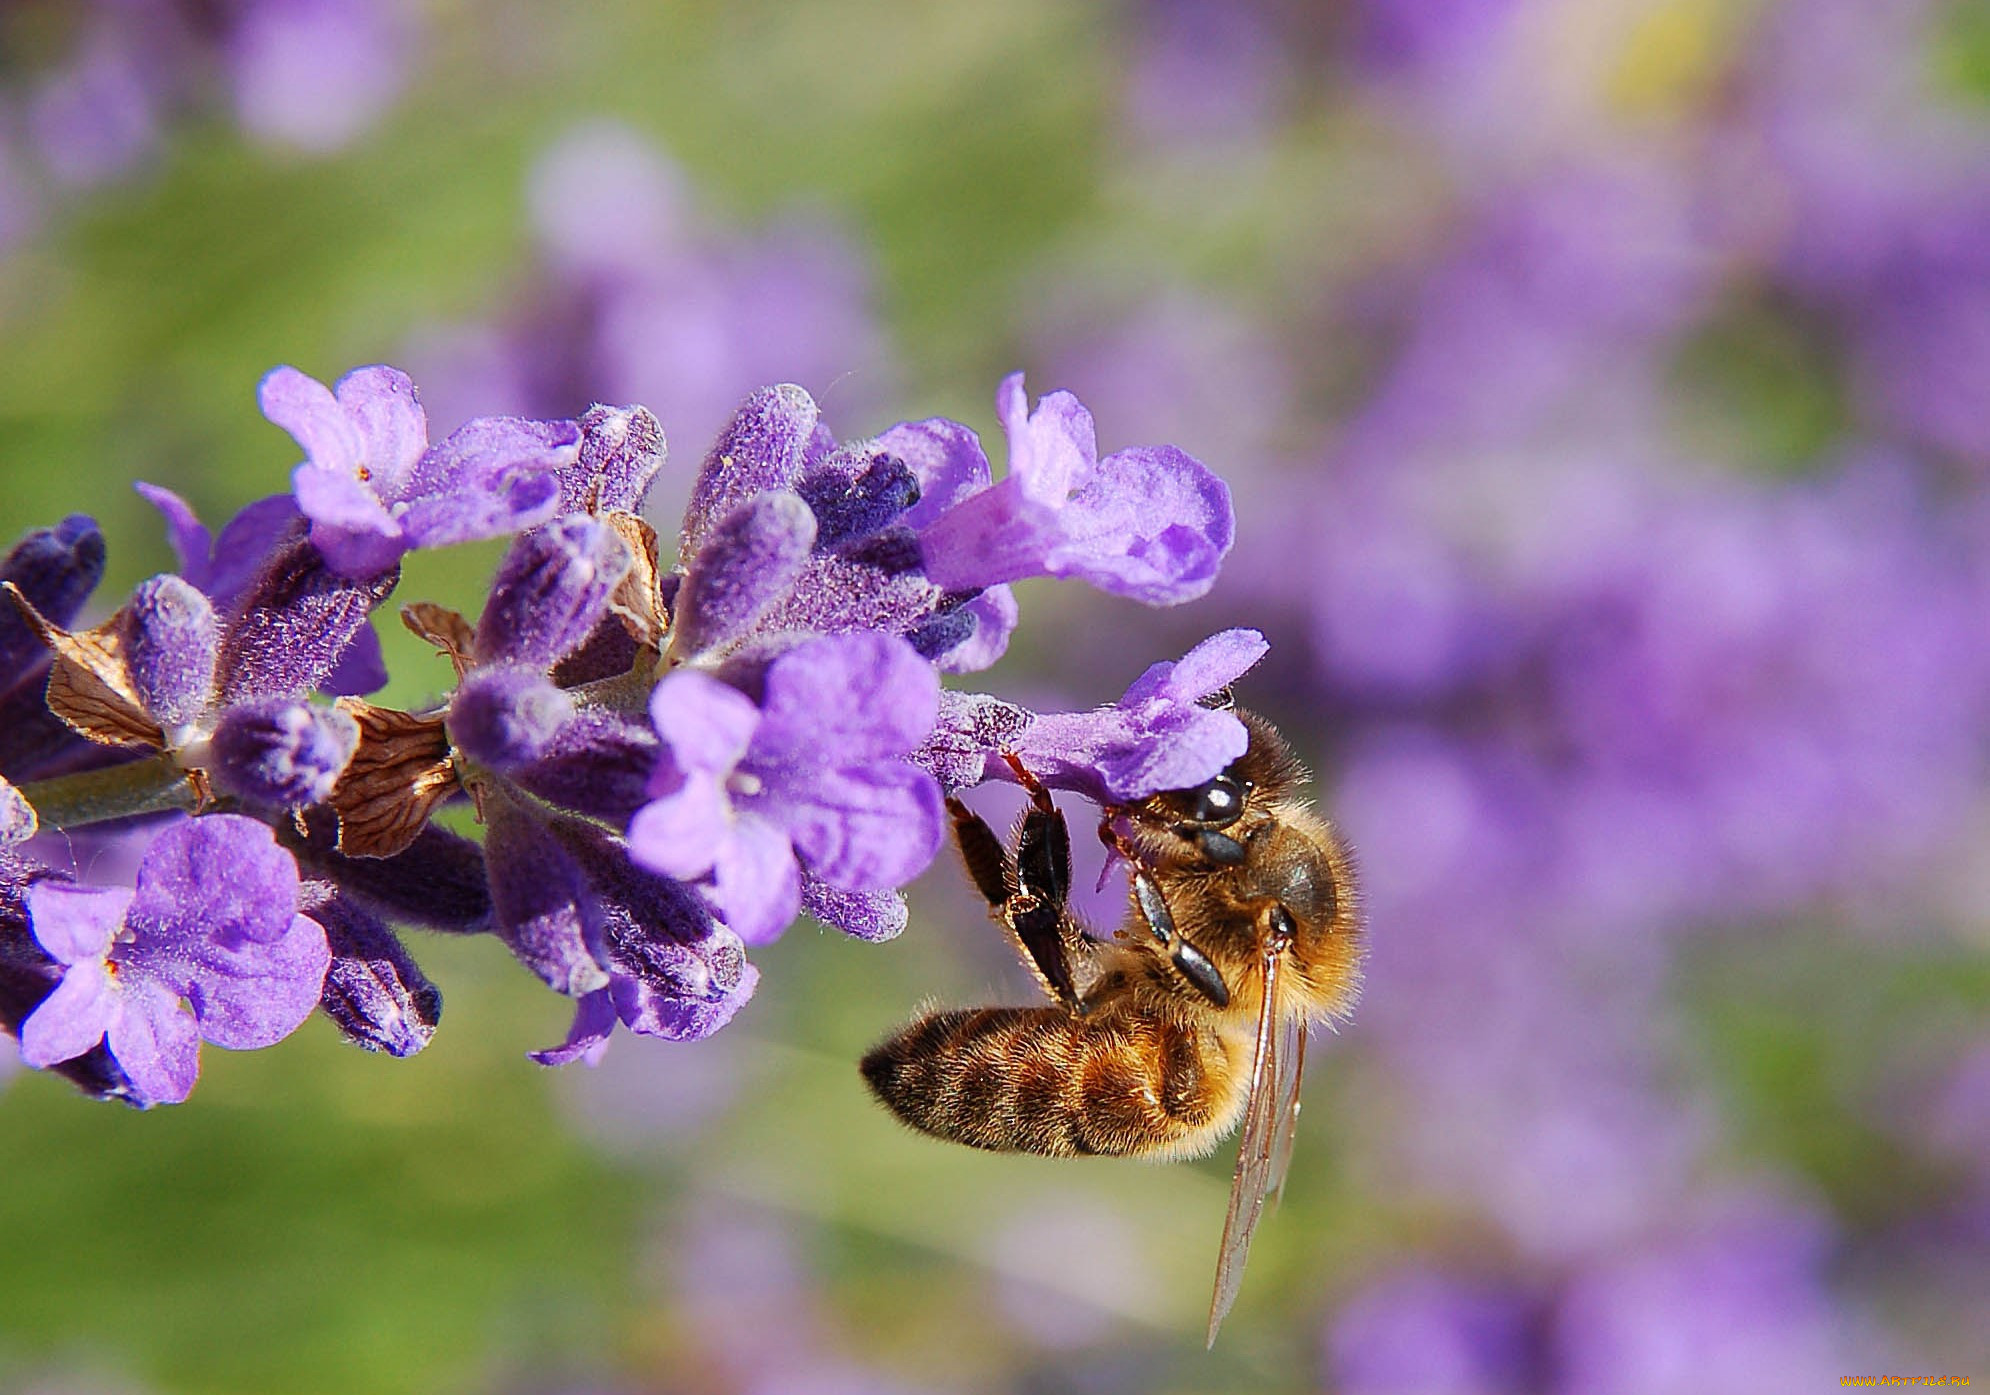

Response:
(0, 516), (106, 689)
(483, 795), (610, 997)
(671, 489), (817, 658)
(210, 697), (361, 807)
(448, 666), (576, 772)
(512, 707), (659, 822)
(562, 403), (667, 515)
(285, 809), (493, 934)
(120, 575), (221, 733)
(304, 882), (441, 1057)
(216, 538), (399, 705)
(474, 515), (634, 670)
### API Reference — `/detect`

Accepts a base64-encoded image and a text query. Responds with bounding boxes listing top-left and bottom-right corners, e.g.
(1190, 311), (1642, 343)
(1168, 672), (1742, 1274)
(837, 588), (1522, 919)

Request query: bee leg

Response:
(1106, 818), (1234, 1011)
(953, 769), (1084, 1010)
(947, 796), (1016, 909)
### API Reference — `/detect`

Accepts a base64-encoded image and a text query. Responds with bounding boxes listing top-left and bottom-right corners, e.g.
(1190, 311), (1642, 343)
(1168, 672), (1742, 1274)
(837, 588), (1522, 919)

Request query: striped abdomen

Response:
(861, 1006), (1246, 1159)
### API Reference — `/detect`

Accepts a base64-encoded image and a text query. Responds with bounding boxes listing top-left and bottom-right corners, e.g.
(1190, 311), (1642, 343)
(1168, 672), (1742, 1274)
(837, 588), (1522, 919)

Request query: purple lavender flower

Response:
(628, 632), (944, 944)
(16, 816), (329, 1106)
(925, 628), (1266, 804)
(227, 0), (413, 154)
(912, 374), (1234, 605)
(259, 364), (580, 578)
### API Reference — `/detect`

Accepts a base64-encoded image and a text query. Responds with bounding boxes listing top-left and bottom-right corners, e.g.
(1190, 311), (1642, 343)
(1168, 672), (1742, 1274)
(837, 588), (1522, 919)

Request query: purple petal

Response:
(400, 416), (580, 551)
(775, 763), (944, 893)
(333, 365), (428, 500)
(530, 987), (617, 1066)
(627, 772), (732, 882)
(915, 480), (1063, 592)
(133, 482), (212, 580)
(913, 690), (1033, 794)
(19, 957), (116, 1068)
(1047, 444), (1234, 604)
(801, 881), (909, 941)
(200, 494), (305, 608)
(260, 365), (363, 477)
(673, 490), (818, 657)
(1093, 707), (1249, 800)
(647, 669), (760, 780)
(209, 697), (361, 806)
(25, 881), (128, 964)
(932, 586), (1019, 674)
(292, 461), (403, 577)
(104, 978), (201, 1105)
(1124, 628), (1268, 706)
(119, 575), (220, 730)
(680, 385), (820, 560)
(713, 816), (802, 944)
(612, 960), (759, 1042)
(999, 375), (1098, 503)
(753, 632), (939, 770)
(178, 911), (332, 1050)
(318, 621), (388, 698)
(876, 418), (993, 530)
(125, 815), (301, 953)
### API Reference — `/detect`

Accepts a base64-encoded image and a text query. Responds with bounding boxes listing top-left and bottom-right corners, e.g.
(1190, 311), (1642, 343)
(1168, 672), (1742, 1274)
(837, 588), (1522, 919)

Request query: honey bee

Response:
(861, 705), (1362, 1345)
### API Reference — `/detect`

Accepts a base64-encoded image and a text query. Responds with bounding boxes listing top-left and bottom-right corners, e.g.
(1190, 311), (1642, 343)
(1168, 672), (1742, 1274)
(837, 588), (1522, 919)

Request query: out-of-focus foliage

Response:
(2, 0), (1988, 1392)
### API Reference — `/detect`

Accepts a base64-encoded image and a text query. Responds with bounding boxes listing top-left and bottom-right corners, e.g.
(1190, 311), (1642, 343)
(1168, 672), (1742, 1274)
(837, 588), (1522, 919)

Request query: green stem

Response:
(17, 754), (199, 829)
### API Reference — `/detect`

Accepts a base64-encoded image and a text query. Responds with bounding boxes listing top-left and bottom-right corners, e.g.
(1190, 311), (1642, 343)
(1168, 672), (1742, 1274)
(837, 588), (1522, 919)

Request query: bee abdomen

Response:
(861, 1007), (1237, 1159)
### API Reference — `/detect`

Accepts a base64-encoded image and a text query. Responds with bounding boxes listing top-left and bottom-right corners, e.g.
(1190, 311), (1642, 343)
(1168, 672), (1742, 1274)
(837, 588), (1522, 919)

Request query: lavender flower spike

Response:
(913, 373), (1235, 605)
(17, 815), (330, 1106)
(261, 363), (580, 578)
(628, 631), (945, 944)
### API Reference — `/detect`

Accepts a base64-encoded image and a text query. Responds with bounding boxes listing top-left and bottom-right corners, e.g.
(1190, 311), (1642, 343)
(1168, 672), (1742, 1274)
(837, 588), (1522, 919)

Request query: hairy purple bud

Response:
(449, 666), (575, 771)
(680, 385), (818, 560)
(552, 817), (743, 1003)
(210, 697), (360, 805)
(484, 799), (607, 996)
(798, 451), (922, 549)
(561, 404), (666, 514)
(217, 539), (399, 703)
(120, 575), (219, 731)
(286, 809), (491, 933)
(475, 516), (633, 670)
(1, 516), (105, 687)
(513, 708), (658, 822)
(672, 490), (816, 657)
(304, 883), (441, 1057)
(801, 880), (909, 942)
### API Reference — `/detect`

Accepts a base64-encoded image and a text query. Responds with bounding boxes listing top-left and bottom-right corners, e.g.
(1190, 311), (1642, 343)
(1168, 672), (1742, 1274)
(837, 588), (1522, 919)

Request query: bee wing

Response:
(1268, 1019), (1307, 1203)
(1206, 946), (1292, 1347)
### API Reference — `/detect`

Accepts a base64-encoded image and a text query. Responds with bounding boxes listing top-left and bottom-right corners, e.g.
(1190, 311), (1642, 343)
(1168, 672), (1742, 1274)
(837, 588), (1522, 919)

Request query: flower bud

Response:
(561, 404), (666, 515)
(513, 708), (658, 822)
(211, 698), (360, 806)
(120, 575), (219, 731)
(217, 538), (398, 704)
(448, 666), (575, 772)
(484, 799), (608, 996)
(680, 385), (818, 560)
(1, 515), (105, 689)
(672, 490), (816, 658)
(305, 884), (441, 1057)
(475, 516), (632, 670)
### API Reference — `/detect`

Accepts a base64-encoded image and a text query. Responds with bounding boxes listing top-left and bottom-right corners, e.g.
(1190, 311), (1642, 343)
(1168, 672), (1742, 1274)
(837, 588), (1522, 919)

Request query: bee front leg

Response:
(1101, 818), (1232, 1010)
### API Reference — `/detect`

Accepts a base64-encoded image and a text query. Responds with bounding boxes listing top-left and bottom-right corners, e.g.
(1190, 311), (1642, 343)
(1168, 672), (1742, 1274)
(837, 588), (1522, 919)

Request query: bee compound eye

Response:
(1182, 774), (1245, 827)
